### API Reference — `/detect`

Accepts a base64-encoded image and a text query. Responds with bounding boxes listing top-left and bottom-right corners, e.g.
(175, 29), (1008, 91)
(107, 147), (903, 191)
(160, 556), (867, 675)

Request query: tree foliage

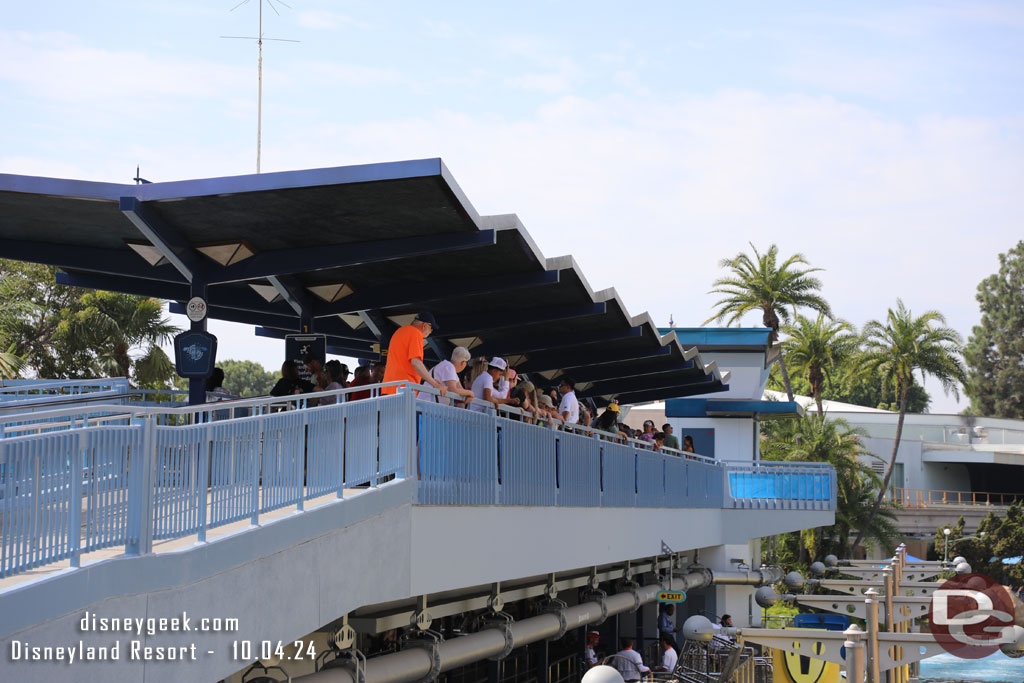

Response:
(219, 359), (277, 397)
(0, 260), (98, 378)
(965, 240), (1024, 419)
(762, 415), (897, 559)
(932, 506), (1024, 586)
(704, 243), (832, 402)
(767, 356), (931, 412)
(0, 261), (179, 387)
(851, 300), (966, 552)
(62, 291), (178, 386)
(780, 315), (860, 416)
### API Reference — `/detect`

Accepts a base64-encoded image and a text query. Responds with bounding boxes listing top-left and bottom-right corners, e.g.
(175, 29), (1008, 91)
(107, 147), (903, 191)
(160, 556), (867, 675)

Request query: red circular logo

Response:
(928, 573), (1016, 658)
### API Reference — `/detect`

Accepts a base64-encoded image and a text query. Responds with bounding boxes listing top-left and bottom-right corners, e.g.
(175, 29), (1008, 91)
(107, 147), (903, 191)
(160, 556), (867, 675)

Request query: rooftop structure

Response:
(0, 162), (835, 682)
(1, 159), (727, 406)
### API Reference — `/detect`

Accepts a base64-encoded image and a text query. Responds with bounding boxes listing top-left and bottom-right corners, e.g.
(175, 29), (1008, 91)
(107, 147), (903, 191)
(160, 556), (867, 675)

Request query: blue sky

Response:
(3, 1), (1023, 412)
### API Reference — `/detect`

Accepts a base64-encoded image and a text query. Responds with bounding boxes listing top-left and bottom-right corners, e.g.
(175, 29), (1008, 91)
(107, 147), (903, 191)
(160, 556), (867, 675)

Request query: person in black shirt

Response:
(270, 360), (313, 397)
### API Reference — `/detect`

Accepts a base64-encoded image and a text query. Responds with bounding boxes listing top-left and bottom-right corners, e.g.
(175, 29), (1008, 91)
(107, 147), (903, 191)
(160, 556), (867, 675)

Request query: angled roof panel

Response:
(0, 159), (726, 403)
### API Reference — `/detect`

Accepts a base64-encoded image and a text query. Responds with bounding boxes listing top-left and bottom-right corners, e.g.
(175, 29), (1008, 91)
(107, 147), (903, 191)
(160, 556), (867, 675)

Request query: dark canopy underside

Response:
(0, 159), (727, 403)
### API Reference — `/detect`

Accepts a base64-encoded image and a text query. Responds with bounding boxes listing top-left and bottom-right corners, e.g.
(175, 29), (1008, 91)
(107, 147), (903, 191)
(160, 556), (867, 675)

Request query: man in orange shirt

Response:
(381, 312), (447, 398)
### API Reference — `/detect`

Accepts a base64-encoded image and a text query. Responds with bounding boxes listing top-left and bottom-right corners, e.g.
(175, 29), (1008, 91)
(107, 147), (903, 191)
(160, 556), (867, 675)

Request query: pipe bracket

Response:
(541, 599), (568, 641)
(483, 612), (516, 661)
(402, 629), (444, 683)
(581, 588), (609, 625)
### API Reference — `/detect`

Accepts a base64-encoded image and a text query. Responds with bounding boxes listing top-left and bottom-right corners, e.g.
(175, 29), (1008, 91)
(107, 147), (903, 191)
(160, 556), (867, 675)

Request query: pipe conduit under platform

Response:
(295, 566), (783, 683)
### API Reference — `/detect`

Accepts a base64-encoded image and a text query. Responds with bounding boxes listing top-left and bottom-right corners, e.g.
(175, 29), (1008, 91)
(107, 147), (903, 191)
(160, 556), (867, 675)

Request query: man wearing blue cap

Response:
(382, 312), (446, 397)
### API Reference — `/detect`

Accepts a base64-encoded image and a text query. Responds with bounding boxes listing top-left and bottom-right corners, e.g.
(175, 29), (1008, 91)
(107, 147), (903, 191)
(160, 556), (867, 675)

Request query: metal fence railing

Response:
(888, 487), (1024, 508)
(0, 382), (836, 579)
(722, 461), (835, 511)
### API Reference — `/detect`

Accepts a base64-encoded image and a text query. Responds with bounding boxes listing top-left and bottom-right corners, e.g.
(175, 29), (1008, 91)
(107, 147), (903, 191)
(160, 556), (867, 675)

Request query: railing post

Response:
(128, 416), (156, 556)
(197, 423), (211, 543)
(69, 430), (84, 568)
(400, 385), (416, 483)
(251, 419), (262, 526)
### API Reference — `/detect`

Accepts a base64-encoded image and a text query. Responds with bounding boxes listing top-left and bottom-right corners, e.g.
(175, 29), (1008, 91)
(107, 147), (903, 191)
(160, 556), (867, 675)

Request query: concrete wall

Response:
(1, 487), (830, 682)
(860, 437), (970, 492)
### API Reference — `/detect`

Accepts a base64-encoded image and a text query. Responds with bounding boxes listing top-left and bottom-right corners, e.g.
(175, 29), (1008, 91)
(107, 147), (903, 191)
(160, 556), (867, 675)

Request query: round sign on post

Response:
(185, 297), (207, 323)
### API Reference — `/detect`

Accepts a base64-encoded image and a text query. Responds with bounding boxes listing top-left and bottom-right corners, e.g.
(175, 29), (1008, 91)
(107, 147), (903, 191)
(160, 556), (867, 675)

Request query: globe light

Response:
(582, 665), (625, 683)
(682, 615), (715, 643)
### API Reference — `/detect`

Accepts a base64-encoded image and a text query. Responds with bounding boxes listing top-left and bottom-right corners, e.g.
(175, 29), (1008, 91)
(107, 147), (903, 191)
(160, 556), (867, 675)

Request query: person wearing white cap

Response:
(470, 357), (521, 413)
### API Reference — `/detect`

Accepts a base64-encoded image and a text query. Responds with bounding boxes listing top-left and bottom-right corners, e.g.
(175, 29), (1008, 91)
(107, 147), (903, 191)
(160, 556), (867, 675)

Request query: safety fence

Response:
(888, 486), (1024, 508)
(722, 461), (835, 511)
(0, 385), (834, 579)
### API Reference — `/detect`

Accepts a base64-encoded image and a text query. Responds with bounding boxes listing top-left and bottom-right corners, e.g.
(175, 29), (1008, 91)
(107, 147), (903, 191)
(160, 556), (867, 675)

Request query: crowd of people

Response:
(205, 312), (700, 453)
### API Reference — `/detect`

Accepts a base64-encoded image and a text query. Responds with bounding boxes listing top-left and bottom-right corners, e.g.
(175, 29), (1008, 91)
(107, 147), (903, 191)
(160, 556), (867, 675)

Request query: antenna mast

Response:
(223, 0), (298, 174)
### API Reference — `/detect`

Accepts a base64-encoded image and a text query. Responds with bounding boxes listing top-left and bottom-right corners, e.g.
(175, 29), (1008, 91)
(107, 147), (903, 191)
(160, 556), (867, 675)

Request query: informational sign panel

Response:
(285, 334), (327, 383)
(185, 296), (208, 323)
(173, 330), (218, 379)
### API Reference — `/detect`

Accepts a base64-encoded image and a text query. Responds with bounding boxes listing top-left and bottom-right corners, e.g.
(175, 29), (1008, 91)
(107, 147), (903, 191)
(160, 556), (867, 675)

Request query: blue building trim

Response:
(660, 327), (772, 350)
(665, 398), (802, 418)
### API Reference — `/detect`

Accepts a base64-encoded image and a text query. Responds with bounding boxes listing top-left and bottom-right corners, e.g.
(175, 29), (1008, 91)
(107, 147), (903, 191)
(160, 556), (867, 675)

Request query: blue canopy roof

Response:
(0, 159), (726, 403)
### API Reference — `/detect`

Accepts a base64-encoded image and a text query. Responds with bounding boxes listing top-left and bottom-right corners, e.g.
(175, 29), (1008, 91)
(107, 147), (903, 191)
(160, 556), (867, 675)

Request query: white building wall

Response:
(860, 437), (970, 492)
(665, 417), (757, 461)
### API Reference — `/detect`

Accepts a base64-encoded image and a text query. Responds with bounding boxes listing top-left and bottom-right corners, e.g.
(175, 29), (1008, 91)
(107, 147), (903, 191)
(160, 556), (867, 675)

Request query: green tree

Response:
(62, 291), (179, 386)
(768, 364), (931, 412)
(0, 343), (25, 379)
(851, 300), (966, 552)
(0, 260), (98, 378)
(704, 243), (832, 402)
(965, 241), (1024, 419)
(763, 415), (897, 558)
(932, 507), (1024, 586)
(781, 314), (860, 416)
(219, 359), (276, 397)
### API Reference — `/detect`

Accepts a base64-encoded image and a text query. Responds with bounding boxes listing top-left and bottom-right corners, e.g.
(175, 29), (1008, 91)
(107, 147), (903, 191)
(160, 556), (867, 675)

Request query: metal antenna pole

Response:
(256, 0), (262, 173)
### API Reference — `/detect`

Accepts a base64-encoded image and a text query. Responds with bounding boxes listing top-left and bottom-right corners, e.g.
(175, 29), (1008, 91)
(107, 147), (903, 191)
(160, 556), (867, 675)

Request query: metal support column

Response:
(865, 588), (881, 683)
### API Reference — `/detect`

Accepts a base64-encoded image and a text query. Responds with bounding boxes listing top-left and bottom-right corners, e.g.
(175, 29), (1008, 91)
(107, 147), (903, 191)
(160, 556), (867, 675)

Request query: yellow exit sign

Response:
(656, 591), (687, 603)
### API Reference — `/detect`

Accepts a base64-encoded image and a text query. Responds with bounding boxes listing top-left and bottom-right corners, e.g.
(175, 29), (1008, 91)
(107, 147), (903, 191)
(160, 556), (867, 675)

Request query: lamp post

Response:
(943, 527), (951, 563)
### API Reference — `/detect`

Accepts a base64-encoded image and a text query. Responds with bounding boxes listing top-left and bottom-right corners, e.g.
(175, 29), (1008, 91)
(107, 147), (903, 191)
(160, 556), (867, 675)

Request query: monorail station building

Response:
(0, 160), (835, 682)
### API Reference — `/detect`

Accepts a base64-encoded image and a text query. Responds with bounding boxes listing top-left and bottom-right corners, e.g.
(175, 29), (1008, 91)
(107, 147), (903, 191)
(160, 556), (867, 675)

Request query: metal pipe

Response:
(297, 567), (779, 683)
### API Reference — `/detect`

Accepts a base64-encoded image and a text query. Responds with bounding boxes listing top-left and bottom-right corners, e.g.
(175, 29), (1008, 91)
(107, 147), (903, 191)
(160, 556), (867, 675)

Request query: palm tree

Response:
(0, 343), (24, 380)
(704, 244), (831, 401)
(763, 415), (897, 558)
(782, 315), (861, 416)
(63, 292), (179, 383)
(850, 299), (966, 552)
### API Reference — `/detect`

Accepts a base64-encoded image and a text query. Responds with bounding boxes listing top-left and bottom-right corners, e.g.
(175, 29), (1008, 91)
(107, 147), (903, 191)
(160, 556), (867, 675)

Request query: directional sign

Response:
(656, 591), (687, 604)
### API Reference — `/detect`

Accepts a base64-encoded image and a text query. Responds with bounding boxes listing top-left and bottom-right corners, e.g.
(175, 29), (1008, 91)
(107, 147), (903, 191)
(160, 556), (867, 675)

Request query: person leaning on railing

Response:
(536, 394), (565, 426)
(381, 312), (446, 399)
(420, 346), (474, 407)
(269, 360), (314, 397)
(509, 378), (540, 422)
(469, 357), (520, 413)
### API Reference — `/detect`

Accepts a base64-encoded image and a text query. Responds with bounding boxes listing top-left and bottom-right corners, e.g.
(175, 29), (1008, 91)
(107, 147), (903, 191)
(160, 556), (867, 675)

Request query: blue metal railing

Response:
(0, 384), (836, 579)
(722, 461), (836, 510)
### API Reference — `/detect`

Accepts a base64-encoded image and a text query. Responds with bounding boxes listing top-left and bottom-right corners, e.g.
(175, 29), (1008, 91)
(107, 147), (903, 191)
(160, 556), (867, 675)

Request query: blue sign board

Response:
(174, 330), (218, 379)
(285, 334), (326, 382)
